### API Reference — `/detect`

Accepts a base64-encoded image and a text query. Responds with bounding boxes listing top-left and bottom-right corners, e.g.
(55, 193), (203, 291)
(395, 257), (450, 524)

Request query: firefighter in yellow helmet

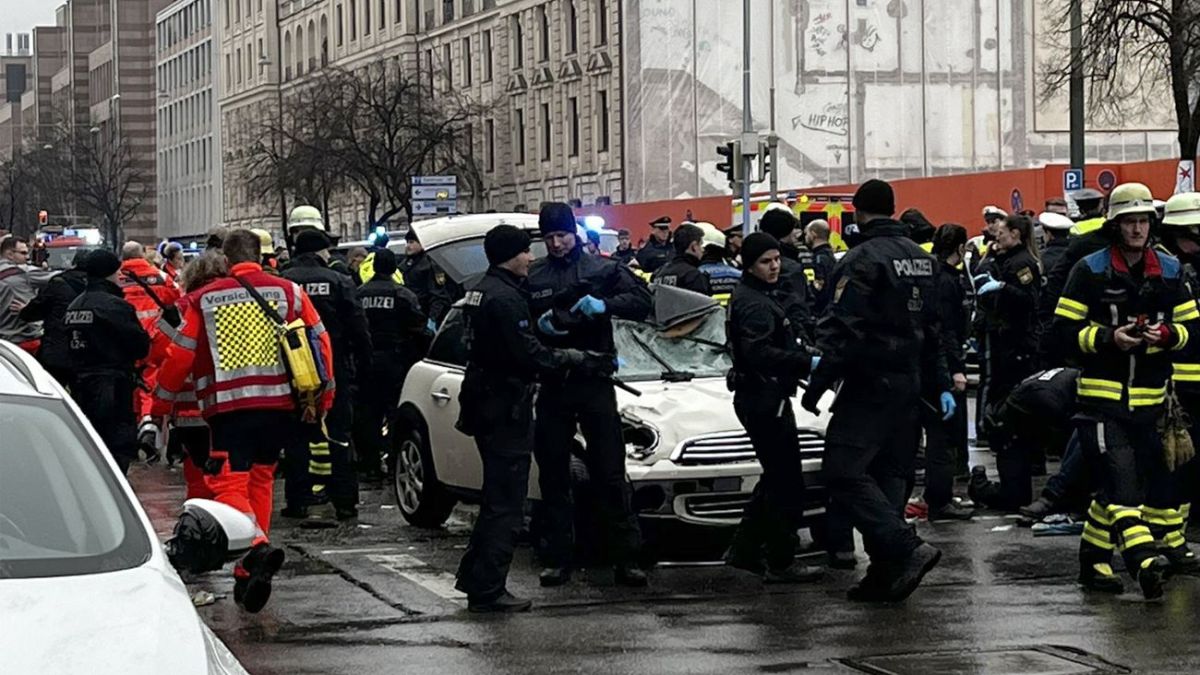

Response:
(250, 229), (279, 274)
(695, 222), (741, 306)
(287, 206), (356, 281)
(1051, 181), (1197, 597)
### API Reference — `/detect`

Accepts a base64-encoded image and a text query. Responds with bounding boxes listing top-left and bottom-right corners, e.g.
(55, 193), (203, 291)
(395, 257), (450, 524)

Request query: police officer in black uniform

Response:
(282, 230), (373, 520)
(21, 249), (90, 387)
(454, 225), (614, 613)
(64, 250), (150, 473)
(611, 229), (637, 267)
(805, 220), (837, 316)
(975, 214), (1042, 422)
(528, 202), (653, 588)
(354, 249), (428, 478)
(650, 223), (710, 295)
(635, 217), (674, 273)
(724, 232), (824, 583)
(402, 230), (460, 328)
(801, 179), (952, 602)
(759, 207), (815, 342)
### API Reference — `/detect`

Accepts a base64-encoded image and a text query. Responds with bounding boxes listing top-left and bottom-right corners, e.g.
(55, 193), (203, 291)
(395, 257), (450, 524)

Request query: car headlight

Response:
(621, 417), (660, 460)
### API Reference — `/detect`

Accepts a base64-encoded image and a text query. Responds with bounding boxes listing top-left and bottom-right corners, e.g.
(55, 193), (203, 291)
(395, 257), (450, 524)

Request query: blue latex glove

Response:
(537, 310), (568, 336)
(977, 279), (1005, 296)
(426, 318), (438, 334)
(570, 295), (607, 317)
(615, 357), (627, 371)
(810, 355), (821, 372)
(940, 392), (957, 421)
(972, 273), (995, 290)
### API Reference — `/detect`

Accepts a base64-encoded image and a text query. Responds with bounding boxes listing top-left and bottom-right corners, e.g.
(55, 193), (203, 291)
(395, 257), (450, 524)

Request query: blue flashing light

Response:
(583, 215), (605, 230)
(189, 241), (198, 250)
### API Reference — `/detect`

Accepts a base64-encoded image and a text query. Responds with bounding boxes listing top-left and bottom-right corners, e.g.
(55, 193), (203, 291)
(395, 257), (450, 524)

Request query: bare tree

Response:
(58, 122), (149, 245)
(1042, 0), (1200, 160)
(0, 141), (72, 236)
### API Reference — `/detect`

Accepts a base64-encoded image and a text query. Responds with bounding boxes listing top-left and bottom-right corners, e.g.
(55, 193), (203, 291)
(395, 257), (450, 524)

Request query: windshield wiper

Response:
(629, 332), (694, 382)
(674, 334), (729, 352)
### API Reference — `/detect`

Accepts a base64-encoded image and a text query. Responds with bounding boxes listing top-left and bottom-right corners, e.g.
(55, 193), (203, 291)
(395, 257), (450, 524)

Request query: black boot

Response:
(233, 543), (286, 614)
(539, 567), (572, 587)
(883, 543), (942, 601)
(1078, 561), (1124, 594)
(468, 590), (532, 613)
(764, 562), (824, 584)
(1136, 555), (1171, 600)
(1163, 545), (1200, 577)
(1019, 496), (1057, 521)
(614, 565), (649, 588)
(723, 545), (766, 575)
(847, 562), (892, 602)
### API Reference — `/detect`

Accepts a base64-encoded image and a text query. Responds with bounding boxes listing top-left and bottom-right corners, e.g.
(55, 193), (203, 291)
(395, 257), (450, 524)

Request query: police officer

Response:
(1035, 212), (1074, 366)
(759, 206), (815, 342)
(801, 179), (953, 602)
(1069, 188), (1107, 237)
(528, 202), (652, 588)
(1052, 182), (1194, 598)
(696, 222), (741, 305)
(454, 225), (614, 613)
(635, 217), (674, 273)
(19, 249), (90, 387)
(402, 230), (460, 328)
(356, 230), (405, 285)
(650, 223), (710, 295)
(611, 229), (637, 267)
(725, 227), (744, 267)
(724, 232), (824, 583)
(282, 229), (373, 521)
(975, 214), (1042, 424)
(354, 248), (427, 479)
(65, 249), (150, 473)
(805, 220), (837, 315)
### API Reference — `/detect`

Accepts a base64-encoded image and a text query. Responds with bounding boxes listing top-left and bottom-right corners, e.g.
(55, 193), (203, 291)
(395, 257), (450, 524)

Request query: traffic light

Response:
(716, 140), (742, 187)
(757, 141), (771, 184)
(37, 210), (47, 226)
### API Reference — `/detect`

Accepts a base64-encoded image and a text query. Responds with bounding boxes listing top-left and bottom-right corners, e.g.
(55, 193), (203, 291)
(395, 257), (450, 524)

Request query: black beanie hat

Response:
(759, 208), (798, 240)
(294, 229), (332, 256)
(486, 225), (531, 265)
(405, 229), (419, 243)
(373, 248), (398, 277)
(853, 179), (896, 216)
(82, 249), (121, 278)
(741, 232), (780, 268)
(539, 202), (576, 236)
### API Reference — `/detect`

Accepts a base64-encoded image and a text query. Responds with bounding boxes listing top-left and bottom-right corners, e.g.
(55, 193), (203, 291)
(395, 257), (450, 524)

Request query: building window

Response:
(538, 5), (549, 62)
(395, 0), (402, 24)
(443, 44), (452, 90)
(224, 0), (230, 28)
(426, 49), (435, 95)
(485, 118), (495, 171)
(364, 0), (371, 35)
(337, 5), (344, 45)
(482, 30), (493, 81)
(379, 0), (386, 29)
(351, 0), (358, 40)
(595, 0), (607, 46)
(511, 16), (523, 69)
(566, 0), (577, 54)
(514, 108), (525, 164)
(597, 89), (609, 152)
(568, 96), (579, 156)
(540, 102), (550, 161)
(443, 0), (454, 23)
(462, 37), (472, 86)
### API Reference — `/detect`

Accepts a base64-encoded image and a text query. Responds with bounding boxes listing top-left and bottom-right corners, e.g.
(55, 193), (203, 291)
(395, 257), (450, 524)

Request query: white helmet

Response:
(287, 205), (326, 232)
(694, 222), (725, 249)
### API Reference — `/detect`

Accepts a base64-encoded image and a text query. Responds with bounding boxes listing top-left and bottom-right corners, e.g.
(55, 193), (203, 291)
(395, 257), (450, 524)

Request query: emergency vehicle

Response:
(731, 192), (855, 251)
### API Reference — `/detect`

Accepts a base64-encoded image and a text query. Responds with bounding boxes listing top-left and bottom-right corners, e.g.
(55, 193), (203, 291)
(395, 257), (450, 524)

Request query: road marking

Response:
(321, 547), (401, 555)
(368, 553), (466, 602)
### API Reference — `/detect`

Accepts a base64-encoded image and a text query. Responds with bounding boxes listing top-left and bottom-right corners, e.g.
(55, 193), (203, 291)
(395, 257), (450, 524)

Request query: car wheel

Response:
(390, 419), (456, 528)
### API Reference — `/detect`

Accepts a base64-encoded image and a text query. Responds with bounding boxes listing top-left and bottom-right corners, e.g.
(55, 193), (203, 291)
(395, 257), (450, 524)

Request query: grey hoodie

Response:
(0, 260), (57, 343)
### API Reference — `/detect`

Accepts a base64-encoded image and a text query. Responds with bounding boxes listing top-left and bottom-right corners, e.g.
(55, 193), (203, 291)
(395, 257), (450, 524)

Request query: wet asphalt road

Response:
(129, 461), (1200, 675)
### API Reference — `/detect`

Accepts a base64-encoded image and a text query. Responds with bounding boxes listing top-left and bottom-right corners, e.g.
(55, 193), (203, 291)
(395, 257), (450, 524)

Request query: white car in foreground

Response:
(388, 214), (835, 550)
(0, 341), (247, 675)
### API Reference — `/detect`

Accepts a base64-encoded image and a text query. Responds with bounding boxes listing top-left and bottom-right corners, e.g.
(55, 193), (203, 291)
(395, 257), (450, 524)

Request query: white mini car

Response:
(389, 214), (835, 545)
(0, 342), (247, 675)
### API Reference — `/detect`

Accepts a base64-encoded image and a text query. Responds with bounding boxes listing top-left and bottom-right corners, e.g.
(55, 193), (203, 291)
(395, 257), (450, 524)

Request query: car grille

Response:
(674, 429), (825, 465)
(682, 493), (753, 519)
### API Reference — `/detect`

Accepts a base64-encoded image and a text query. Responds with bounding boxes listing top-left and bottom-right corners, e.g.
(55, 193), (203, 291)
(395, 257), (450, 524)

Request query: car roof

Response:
(411, 213), (540, 249)
(0, 341), (61, 398)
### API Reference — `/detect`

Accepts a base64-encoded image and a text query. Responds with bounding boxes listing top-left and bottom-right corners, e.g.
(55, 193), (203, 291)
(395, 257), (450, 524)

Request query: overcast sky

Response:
(0, 2), (60, 44)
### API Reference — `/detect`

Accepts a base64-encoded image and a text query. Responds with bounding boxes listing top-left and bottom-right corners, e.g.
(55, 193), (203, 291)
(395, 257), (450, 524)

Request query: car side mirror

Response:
(164, 499), (257, 574)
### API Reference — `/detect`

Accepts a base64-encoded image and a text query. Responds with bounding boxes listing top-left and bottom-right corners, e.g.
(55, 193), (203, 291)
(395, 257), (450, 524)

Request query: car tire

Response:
(390, 417), (456, 528)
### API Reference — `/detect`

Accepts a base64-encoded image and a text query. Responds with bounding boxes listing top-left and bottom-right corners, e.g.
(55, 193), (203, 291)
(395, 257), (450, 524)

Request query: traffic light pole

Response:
(1069, 0), (1084, 171)
(740, 0), (753, 235)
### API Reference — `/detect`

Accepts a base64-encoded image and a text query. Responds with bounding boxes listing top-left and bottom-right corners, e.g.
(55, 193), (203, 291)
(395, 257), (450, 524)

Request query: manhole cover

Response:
(840, 646), (1130, 675)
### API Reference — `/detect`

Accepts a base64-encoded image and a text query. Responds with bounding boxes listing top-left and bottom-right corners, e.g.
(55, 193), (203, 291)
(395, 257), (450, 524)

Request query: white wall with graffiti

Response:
(622, 0), (1177, 202)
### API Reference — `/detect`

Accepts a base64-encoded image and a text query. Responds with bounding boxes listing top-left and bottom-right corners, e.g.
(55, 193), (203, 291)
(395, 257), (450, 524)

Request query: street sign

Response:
(1063, 168), (1083, 192)
(1177, 161), (1195, 195)
(1097, 169), (1117, 192)
(411, 175), (458, 218)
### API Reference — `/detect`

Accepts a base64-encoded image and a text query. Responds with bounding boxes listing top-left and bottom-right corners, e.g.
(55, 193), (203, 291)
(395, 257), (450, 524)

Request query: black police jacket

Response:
(778, 241), (815, 342)
(402, 251), (461, 324)
(810, 243), (837, 315)
(635, 239), (674, 273)
(20, 268), (88, 367)
(528, 245), (652, 355)
(283, 253), (373, 377)
(811, 219), (950, 399)
(1171, 255), (1200, 398)
(1001, 367), (1080, 425)
(977, 246), (1041, 357)
(356, 276), (427, 359)
(727, 273), (812, 396)
(1040, 232), (1106, 365)
(611, 247), (637, 267)
(64, 278), (150, 373)
(651, 253), (711, 295)
(1053, 246), (1197, 420)
(934, 259), (971, 375)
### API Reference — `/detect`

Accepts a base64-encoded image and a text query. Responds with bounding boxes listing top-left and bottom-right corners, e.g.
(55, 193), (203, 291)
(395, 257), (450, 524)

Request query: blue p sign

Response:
(1064, 169), (1083, 192)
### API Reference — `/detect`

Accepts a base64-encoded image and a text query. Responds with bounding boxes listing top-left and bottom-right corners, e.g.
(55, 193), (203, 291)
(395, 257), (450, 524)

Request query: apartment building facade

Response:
(156, 0), (223, 239)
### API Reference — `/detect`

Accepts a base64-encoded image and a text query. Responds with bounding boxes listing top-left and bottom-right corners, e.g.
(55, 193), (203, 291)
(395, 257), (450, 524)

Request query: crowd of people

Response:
(3, 175), (1199, 615)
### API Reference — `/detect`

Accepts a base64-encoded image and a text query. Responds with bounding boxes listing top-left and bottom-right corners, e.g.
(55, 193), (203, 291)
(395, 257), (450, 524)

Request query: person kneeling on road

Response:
(723, 232), (823, 584)
(454, 225), (616, 613)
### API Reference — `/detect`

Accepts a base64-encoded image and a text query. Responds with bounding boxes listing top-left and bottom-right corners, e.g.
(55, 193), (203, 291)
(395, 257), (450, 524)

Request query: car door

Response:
(418, 309), (484, 491)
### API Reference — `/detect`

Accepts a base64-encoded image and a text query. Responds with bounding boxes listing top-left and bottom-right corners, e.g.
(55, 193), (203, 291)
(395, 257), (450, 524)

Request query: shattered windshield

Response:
(613, 310), (730, 383)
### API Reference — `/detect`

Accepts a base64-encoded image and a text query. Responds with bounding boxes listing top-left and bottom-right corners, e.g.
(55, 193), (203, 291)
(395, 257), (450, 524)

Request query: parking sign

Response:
(1063, 169), (1083, 192)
